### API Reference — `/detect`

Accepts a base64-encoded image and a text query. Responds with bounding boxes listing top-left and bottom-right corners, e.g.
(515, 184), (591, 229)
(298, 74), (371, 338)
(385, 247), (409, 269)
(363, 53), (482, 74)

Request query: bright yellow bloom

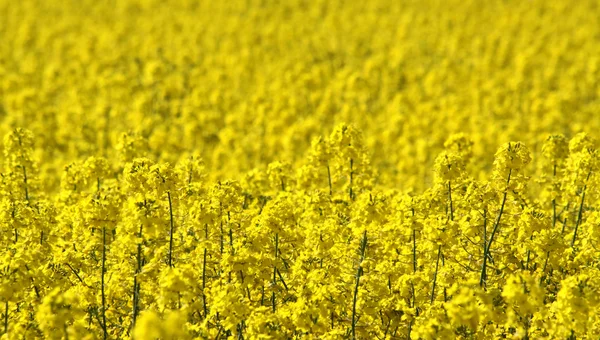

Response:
(0, 0), (598, 338)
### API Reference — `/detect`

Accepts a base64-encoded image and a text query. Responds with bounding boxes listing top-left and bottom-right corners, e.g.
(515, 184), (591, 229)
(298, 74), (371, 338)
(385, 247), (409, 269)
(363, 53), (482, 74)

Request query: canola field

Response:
(1, 0), (600, 338)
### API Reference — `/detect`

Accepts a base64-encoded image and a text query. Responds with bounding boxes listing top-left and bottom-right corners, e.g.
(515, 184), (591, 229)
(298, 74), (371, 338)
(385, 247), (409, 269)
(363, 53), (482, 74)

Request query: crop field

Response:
(1, 0), (600, 338)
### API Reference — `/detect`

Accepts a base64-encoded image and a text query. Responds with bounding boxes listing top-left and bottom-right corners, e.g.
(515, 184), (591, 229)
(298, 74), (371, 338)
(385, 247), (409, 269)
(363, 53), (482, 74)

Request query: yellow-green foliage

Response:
(0, 0), (600, 338)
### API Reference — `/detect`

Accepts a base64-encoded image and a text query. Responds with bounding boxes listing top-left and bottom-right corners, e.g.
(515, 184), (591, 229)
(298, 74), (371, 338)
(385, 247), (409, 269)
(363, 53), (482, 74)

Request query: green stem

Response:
(349, 158), (354, 201)
(541, 165), (557, 283)
(482, 209), (487, 258)
(202, 224), (208, 318)
(219, 215), (224, 257)
(351, 230), (368, 339)
(132, 218), (144, 329)
(101, 226), (108, 339)
(431, 180), (453, 303)
(525, 237), (532, 270)
(168, 191), (175, 267)
(272, 233), (279, 313)
(3, 300), (7, 334)
(480, 169), (511, 287)
(411, 208), (419, 317)
(16, 135), (29, 203)
(228, 212), (234, 255)
(327, 164), (333, 196)
(447, 180), (454, 221)
(22, 166), (29, 202)
(412, 228), (417, 274)
(552, 164), (557, 228)
(430, 244), (442, 303)
(571, 171), (591, 249)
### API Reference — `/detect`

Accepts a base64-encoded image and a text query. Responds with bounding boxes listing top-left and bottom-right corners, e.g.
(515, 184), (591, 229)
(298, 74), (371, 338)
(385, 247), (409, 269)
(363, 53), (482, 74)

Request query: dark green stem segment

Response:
(411, 207), (419, 317)
(431, 180), (453, 303)
(349, 158), (354, 201)
(327, 164), (333, 196)
(272, 233), (279, 313)
(571, 171), (592, 248)
(202, 223), (208, 318)
(22, 166), (29, 202)
(525, 235), (533, 270)
(447, 180), (454, 221)
(101, 226), (108, 340)
(202, 248), (208, 317)
(552, 164), (557, 228)
(168, 191), (175, 267)
(541, 164), (558, 284)
(132, 223), (143, 329)
(430, 244), (442, 303)
(483, 209), (487, 258)
(3, 300), (7, 334)
(351, 230), (368, 340)
(412, 228), (417, 274)
(480, 168), (511, 287)
(219, 204), (224, 258)
(16, 135), (29, 202)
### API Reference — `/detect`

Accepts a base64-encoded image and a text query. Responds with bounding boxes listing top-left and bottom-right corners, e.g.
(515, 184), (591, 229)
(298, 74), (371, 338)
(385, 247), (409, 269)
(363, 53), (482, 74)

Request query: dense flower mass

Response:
(1, 0), (600, 339)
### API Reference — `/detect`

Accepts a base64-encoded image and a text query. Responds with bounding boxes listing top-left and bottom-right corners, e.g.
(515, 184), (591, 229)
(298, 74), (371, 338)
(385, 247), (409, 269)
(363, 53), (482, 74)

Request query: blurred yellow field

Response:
(1, 0), (600, 338)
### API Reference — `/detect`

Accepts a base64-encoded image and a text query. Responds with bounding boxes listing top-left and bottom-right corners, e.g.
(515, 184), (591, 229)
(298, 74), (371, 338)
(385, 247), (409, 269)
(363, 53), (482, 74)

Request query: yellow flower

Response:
(444, 133), (474, 161)
(133, 310), (190, 340)
(542, 134), (569, 163)
(494, 142), (532, 171)
(433, 151), (465, 182)
(1, 0), (600, 338)
(569, 132), (596, 154)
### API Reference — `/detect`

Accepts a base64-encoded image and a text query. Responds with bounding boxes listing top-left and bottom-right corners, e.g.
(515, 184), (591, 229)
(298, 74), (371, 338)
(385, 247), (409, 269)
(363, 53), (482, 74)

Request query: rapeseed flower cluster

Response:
(1, 0), (600, 338)
(0, 125), (598, 339)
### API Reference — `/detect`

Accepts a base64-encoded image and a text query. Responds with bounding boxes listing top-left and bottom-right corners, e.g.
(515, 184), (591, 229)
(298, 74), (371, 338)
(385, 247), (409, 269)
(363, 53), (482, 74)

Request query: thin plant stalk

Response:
(202, 223), (208, 318)
(430, 244), (442, 304)
(351, 230), (368, 340)
(349, 159), (354, 201)
(101, 226), (108, 339)
(22, 166), (29, 202)
(132, 223), (143, 328)
(571, 171), (592, 248)
(408, 207), (418, 338)
(132, 201), (147, 329)
(480, 169), (511, 287)
(431, 180), (453, 303)
(3, 301), (7, 335)
(541, 164), (557, 283)
(168, 191), (175, 267)
(327, 164), (333, 196)
(17, 134), (29, 203)
(272, 233), (279, 313)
